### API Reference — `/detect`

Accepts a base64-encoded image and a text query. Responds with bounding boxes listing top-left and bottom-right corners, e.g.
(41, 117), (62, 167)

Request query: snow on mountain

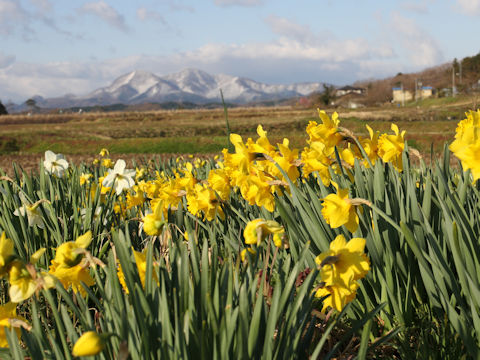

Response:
(19, 69), (325, 108)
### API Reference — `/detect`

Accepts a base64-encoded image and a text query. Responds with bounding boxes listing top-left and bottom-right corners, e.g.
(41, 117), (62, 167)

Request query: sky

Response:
(1, 0), (479, 103)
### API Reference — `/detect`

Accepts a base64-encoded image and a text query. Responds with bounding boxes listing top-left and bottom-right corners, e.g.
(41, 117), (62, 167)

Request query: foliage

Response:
(0, 108), (478, 358)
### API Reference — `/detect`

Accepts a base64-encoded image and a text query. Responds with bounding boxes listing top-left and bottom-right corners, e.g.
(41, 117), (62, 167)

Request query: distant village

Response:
(329, 84), (437, 109)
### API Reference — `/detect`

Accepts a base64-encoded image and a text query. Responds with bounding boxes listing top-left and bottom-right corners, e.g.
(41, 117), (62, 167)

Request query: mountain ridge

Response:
(16, 68), (324, 110)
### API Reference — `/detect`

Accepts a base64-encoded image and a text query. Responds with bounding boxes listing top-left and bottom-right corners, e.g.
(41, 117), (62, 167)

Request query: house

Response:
(416, 86), (434, 100)
(335, 86), (366, 97)
(392, 87), (413, 103)
(331, 93), (366, 109)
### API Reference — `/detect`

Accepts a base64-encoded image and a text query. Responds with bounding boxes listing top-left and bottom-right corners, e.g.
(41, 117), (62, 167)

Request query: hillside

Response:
(350, 52), (480, 106)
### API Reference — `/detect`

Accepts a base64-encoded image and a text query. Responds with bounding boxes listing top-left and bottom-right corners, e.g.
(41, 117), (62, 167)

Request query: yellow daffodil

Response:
(449, 110), (480, 181)
(306, 110), (342, 152)
(8, 260), (37, 303)
(207, 168), (231, 201)
(0, 302), (28, 348)
(0, 232), (14, 277)
(243, 219), (284, 247)
(314, 273), (358, 312)
(117, 248), (158, 293)
(301, 142), (333, 186)
(101, 158), (114, 169)
(48, 231), (95, 296)
(79, 173), (92, 186)
(53, 231), (92, 269)
(72, 331), (107, 357)
(240, 247), (257, 262)
(143, 201), (166, 236)
(321, 184), (359, 233)
(99, 148), (109, 157)
(358, 125), (380, 166)
(378, 123), (405, 172)
(186, 183), (225, 221)
(314, 234), (370, 312)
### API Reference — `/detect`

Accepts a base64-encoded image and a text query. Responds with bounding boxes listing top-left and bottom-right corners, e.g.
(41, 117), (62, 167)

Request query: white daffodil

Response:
(102, 159), (135, 195)
(44, 150), (69, 178)
(13, 194), (48, 229)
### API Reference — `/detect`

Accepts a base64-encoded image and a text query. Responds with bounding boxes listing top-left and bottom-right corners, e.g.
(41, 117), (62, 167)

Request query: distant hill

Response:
(352, 52), (480, 105)
(8, 68), (325, 112)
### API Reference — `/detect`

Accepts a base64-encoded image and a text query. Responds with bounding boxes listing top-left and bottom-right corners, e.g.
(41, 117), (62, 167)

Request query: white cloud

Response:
(457, 0), (480, 14)
(0, 53), (15, 68)
(0, 0), (32, 38)
(29, 0), (52, 12)
(214, 0), (263, 7)
(400, 0), (432, 14)
(79, 1), (129, 32)
(391, 12), (443, 67)
(137, 7), (167, 24)
(264, 15), (320, 43)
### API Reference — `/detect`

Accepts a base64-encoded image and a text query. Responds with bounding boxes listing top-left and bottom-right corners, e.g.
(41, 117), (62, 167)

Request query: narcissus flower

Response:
(79, 173), (92, 186)
(378, 123), (405, 172)
(49, 231), (95, 296)
(44, 150), (69, 178)
(99, 148), (109, 157)
(143, 201), (166, 236)
(102, 159), (136, 195)
(321, 184), (359, 233)
(314, 234), (370, 312)
(13, 194), (48, 229)
(243, 219), (284, 247)
(72, 331), (107, 357)
(0, 232), (14, 277)
(449, 110), (480, 180)
(101, 158), (114, 168)
(0, 302), (28, 348)
(117, 248), (159, 293)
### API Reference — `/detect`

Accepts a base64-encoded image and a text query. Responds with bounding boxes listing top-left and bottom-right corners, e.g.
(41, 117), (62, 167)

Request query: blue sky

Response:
(1, 0), (479, 102)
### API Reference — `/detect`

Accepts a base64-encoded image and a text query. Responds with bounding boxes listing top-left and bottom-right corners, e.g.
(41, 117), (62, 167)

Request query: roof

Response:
(337, 85), (365, 91)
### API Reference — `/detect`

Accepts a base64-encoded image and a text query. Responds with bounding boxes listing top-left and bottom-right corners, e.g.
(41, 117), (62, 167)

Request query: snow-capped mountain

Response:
(17, 68), (325, 109)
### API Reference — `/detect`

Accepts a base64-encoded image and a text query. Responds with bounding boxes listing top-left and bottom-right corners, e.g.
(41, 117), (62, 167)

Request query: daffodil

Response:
(99, 148), (110, 157)
(314, 234), (370, 312)
(72, 331), (107, 357)
(101, 158), (114, 168)
(143, 201), (166, 236)
(44, 150), (69, 178)
(13, 194), (48, 229)
(79, 173), (92, 186)
(8, 248), (52, 303)
(449, 110), (480, 181)
(358, 125), (379, 166)
(243, 219), (284, 247)
(49, 232), (95, 295)
(321, 184), (359, 233)
(378, 123), (405, 172)
(306, 110), (342, 152)
(102, 159), (136, 195)
(117, 248), (158, 293)
(0, 232), (14, 277)
(186, 183), (225, 221)
(0, 302), (28, 348)
(8, 260), (37, 303)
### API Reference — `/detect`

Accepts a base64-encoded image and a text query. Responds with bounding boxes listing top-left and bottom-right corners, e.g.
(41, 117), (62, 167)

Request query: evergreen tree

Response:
(0, 100), (7, 115)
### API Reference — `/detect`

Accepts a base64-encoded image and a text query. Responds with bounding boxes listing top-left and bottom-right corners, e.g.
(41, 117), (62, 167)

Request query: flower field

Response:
(0, 108), (479, 358)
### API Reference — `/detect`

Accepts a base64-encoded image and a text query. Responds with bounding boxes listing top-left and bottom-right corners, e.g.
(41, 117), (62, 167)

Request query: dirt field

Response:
(1, 99), (475, 174)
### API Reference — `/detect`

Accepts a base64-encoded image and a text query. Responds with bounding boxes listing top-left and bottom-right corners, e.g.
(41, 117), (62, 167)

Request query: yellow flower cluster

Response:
(78, 110), (409, 228)
(449, 110), (480, 181)
(0, 231), (99, 347)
